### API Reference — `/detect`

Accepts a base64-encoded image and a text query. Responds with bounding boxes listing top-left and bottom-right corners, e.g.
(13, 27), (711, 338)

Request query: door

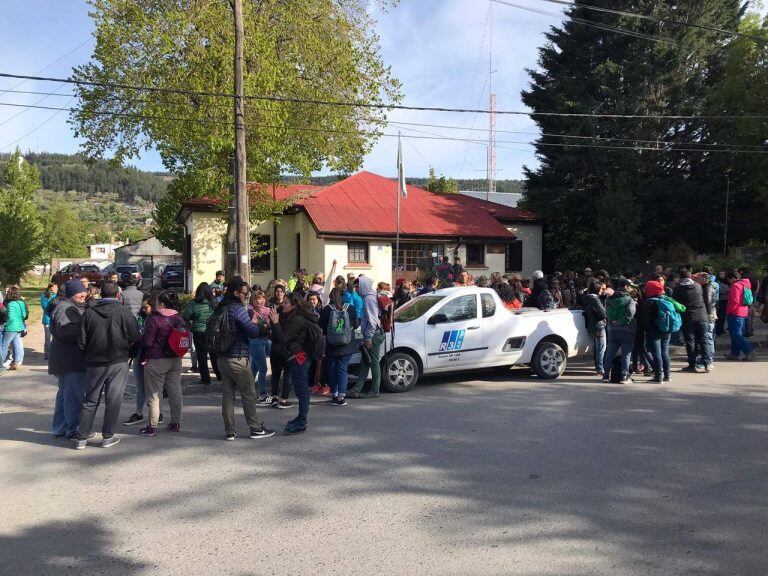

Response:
(425, 293), (485, 371)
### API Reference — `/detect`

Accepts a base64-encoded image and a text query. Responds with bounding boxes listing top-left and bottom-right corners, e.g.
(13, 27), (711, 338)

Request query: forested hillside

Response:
(0, 152), (168, 202)
(299, 174), (524, 193)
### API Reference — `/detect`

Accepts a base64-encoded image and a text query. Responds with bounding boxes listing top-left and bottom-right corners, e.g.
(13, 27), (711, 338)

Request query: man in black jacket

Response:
(672, 269), (712, 373)
(50, 280), (89, 439)
(72, 282), (140, 449)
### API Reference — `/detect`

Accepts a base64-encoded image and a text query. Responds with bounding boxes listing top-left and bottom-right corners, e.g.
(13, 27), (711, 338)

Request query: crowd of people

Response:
(0, 258), (765, 449)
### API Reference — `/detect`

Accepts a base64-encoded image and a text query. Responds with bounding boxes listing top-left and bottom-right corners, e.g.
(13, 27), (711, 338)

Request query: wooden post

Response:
(233, 0), (250, 284)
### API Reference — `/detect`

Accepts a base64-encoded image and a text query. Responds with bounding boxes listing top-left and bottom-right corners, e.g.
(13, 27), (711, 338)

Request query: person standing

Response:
(0, 285), (28, 371)
(121, 273), (144, 316)
(269, 293), (317, 433)
(639, 280), (672, 383)
(210, 271), (226, 293)
(724, 271), (757, 361)
(248, 290), (272, 402)
(452, 256), (465, 285)
(698, 270), (718, 370)
(214, 277), (274, 441)
(673, 269), (712, 373)
(123, 296), (164, 427)
(602, 278), (637, 384)
(349, 275), (385, 399)
(342, 279), (363, 321)
(715, 270), (730, 336)
(49, 280), (88, 438)
(183, 283), (219, 386)
(72, 282), (140, 450)
(581, 279), (607, 377)
(319, 288), (359, 407)
(139, 291), (184, 437)
(40, 283), (58, 360)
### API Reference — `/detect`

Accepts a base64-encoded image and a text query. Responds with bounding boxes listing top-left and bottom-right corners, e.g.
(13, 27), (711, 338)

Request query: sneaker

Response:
(256, 395), (269, 404)
(225, 432), (237, 441)
(158, 413), (165, 424)
(284, 422), (307, 435)
(166, 423), (181, 432)
(346, 390), (360, 399)
(249, 425), (275, 439)
(680, 366), (700, 373)
(723, 354), (741, 361)
(8, 362), (18, 371)
(618, 378), (634, 385)
(123, 413), (144, 426)
(652, 376), (663, 383)
(330, 396), (347, 407)
(101, 436), (120, 448)
(704, 365), (712, 373)
(276, 401), (293, 409)
(595, 371), (604, 378)
(139, 426), (158, 437)
(309, 385), (322, 395)
(187, 367), (199, 373)
(743, 350), (759, 362)
(663, 376), (670, 382)
(270, 398), (280, 408)
(73, 437), (88, 450)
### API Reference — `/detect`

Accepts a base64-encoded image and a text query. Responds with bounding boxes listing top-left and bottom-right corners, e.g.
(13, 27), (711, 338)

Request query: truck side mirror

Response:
(428, 313), (448, 325)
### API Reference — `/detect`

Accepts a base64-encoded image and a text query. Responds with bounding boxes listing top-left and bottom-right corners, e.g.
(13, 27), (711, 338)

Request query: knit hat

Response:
(63, 279), (86, 298)
(644, 280), (664, 298)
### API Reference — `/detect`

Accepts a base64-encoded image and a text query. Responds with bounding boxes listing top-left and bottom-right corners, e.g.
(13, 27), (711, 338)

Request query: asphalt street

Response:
(1, 326), (767, 576)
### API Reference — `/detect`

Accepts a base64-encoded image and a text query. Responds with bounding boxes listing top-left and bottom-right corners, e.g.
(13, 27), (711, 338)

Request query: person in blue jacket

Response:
(40, 283), (59, 360)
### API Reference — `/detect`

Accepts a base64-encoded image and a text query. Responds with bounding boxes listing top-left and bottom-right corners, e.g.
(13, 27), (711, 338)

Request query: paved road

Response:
(1, 326), (767, 575)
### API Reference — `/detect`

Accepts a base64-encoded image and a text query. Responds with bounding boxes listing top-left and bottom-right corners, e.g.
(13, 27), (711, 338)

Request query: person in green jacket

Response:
(1, 285), (29, 370)
(40, 283), (59, 360)
(182, 283), (219, 385)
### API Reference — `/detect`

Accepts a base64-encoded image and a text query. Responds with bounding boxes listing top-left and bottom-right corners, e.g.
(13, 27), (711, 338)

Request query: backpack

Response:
(378, 295), (395, 333)
(162, 316), (191, 358)
(205, 304), (237, 355)
(536, 289), (556, 311)
(606, 295), (630, 326)
(305, 320), (326, 360)
(742, 286), (754, 306)
(653, 297), (682, 334)
(326, 304), (352, 346)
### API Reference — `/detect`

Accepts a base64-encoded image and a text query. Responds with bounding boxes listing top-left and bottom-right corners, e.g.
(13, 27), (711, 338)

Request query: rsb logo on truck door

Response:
(439, 330), (466, 352)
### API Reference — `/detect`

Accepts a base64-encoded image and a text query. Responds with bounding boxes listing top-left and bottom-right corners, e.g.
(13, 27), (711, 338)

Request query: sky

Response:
(0, 1), (568, 180)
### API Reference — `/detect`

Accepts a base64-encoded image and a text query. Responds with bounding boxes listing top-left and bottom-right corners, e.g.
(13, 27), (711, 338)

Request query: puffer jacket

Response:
(673, 278), (709, 324)
(726, 279), (751, 317)
(183, 299), (215, 333)
(581, 293), (606, 334)
(271, 309), (314, 357)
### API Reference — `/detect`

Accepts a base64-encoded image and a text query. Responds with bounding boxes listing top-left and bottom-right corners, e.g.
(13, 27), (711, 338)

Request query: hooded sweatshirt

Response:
(358, 276), (381, 343)
(78, 298), (141, 366)
(672, 278), (709, 324)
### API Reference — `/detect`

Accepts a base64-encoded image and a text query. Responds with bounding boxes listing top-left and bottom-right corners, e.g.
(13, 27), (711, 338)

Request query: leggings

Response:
(270, 354), (291, 399)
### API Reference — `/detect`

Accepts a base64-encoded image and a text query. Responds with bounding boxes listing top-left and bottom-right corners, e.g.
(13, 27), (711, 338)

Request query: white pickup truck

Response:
(376, 286), (591, 393)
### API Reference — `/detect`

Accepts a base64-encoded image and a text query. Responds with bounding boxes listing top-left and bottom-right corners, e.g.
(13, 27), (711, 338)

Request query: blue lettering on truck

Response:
(439, 330), (466, 352)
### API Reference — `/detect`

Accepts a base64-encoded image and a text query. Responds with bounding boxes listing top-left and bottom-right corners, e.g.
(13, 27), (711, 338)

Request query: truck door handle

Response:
(467, 326), (480, 330)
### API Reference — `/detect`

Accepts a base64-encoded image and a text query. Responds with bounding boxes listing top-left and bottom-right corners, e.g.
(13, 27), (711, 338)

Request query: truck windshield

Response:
(394, 295), (445, 323)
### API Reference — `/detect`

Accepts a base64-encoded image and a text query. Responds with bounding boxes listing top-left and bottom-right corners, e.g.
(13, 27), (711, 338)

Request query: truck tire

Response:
(383, 352), (420, 393)
(532, 341), (567, 380)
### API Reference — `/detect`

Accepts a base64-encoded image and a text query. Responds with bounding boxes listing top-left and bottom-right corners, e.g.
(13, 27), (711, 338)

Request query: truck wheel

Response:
(383, 352), (420, 393)
(532, 341), (567, 380)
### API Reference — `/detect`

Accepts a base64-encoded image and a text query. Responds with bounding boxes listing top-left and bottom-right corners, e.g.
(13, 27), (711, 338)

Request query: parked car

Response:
(160, 263), (184, 289)
(115, 264), (143, 286)
(358, 287), (591, 393)
(51, 264), (104, 287)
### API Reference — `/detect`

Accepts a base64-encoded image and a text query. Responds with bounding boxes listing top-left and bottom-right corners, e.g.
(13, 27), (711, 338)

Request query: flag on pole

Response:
(397, 133), (407, 198)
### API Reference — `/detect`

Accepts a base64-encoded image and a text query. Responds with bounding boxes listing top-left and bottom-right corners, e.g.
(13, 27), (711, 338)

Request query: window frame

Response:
(505, 240), (523, 273)
(347, 241), (370, 265)
(438, 294), (478, 323)
(466, 244), (485, 267)
(250, 234), (271, 272)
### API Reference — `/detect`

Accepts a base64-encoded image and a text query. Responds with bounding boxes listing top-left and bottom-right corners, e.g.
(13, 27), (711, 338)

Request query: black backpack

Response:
(305, 320), (326, 360)
(205, 304), (237, 355)
(0, 306), (8, 326)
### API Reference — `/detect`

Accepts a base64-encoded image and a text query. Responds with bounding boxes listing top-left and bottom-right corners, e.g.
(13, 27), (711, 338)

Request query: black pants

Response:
(78, 362), (130, 438)
(270, 353), (291, 398)
(192, 332), (218, 384)
(715, 301), (727, 335)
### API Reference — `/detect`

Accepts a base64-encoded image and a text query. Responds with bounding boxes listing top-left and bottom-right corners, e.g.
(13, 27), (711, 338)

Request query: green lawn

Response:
(18, 281), (49, 326)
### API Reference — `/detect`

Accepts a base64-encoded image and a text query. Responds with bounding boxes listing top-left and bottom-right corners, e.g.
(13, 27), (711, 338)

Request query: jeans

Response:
(699, 322), (716, 367)
(353, 330), (385, 395)
(218, 356), (262, 434)
(727, 315), (753, 357)
(134, 361), (146, 415)
(43, 324), (52, 358)
(51, 372), (87, 437)
(592, 330), (606, 374)
(0, 331), (24, 365)
(683, 320), (711, 368)
(189, 336), (198, 370)
(249, 338), (270, 396)
(715, 301), (728, 335)
(326, 353), (353, 397)
(289, 357), (311, 426)
(645, 330), (671, 380)
(604, 337), (634, 381)
(78, 362), (130, 439)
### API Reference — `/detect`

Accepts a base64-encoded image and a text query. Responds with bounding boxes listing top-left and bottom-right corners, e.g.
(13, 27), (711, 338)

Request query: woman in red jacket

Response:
(724, 271), (757, 361)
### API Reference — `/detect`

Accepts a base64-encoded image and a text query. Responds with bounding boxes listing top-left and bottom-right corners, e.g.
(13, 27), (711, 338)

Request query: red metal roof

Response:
(299, 171), (537, 239)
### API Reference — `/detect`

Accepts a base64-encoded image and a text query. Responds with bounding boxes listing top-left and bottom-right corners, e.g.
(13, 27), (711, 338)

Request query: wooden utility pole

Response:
(233, 0), (250, 284)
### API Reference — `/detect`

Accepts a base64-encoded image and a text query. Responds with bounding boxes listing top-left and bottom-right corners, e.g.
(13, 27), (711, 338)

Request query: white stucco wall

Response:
(188, 212), (227, 291)
(324, 239), (392, 285)
(510, 224), (543, 278)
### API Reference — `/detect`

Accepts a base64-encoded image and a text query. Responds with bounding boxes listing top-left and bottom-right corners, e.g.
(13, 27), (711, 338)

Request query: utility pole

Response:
(233, 0), (250, 284)
(487, 1), (496, 200)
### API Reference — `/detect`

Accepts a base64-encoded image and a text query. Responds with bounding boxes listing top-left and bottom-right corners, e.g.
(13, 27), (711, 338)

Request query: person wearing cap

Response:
(49, 280), (89, 438)
(639, 280), (671, 383)
(672, 268), (712, 373)
(603, 278), (637, 384)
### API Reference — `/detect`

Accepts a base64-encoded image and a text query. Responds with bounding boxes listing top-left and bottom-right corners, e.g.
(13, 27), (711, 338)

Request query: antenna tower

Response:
(487, 2), (496, 199)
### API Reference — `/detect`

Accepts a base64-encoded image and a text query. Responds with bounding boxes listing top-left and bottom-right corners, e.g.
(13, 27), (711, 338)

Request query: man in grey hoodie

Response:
(349, 275), (384, 398)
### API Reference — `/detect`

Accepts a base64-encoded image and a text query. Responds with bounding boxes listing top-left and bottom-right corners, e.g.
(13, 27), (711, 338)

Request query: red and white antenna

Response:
(487, 1), (496, 199)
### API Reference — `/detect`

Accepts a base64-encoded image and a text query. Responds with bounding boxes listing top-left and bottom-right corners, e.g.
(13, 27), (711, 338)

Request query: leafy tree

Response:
(0, 149), (44, 282)
(426, 168), (459, 194)
(40, 202), (89, 260)
(121, 226), (149, 244)
(91, 224), (114, 244)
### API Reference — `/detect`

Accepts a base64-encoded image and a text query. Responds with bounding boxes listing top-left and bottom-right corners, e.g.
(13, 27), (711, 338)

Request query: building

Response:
(87, 242), (125, 261)
(459, 190), (523, 208)
(177, 171), (543, 292)
(114, 236), (182, 286)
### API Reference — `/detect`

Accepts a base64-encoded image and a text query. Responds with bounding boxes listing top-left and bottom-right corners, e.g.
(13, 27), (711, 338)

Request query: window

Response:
(467, 244), (485, 266)
(481, 293), (496, 317)
(393, 243), (445, 272)
(506, 240), (523, 272)
(250, 234), (271, 272)
(348, 241), (369, 264)
(395, 295), (445, 323)
(439, 295), (477, 322)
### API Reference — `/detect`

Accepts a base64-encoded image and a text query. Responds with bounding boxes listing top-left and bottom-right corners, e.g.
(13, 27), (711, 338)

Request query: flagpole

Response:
(396, 132), (402, 281)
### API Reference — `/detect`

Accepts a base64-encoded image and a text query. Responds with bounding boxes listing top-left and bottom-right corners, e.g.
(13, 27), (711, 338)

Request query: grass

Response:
(18, 279), (49, 326)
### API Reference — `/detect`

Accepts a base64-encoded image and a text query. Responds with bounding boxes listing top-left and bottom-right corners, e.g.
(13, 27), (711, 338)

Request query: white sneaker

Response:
(743, 350), (759, 362)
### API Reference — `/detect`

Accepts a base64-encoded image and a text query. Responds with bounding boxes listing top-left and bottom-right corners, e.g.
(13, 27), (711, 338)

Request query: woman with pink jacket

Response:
(724, 271), (757, 361)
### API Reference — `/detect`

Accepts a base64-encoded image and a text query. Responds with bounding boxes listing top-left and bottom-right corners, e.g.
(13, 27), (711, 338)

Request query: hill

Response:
(296, 174), (524, 194)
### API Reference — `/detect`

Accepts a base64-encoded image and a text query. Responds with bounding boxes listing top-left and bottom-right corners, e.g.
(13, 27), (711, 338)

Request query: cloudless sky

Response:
(0, 1), (567, 180)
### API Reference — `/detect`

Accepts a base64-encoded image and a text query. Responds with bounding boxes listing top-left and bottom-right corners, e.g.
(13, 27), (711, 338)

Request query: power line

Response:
(1, 97), (75, 151)
(3, 71), (767, 120)
(1, 100), (766, 155)
(534, 0), (768, 43)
